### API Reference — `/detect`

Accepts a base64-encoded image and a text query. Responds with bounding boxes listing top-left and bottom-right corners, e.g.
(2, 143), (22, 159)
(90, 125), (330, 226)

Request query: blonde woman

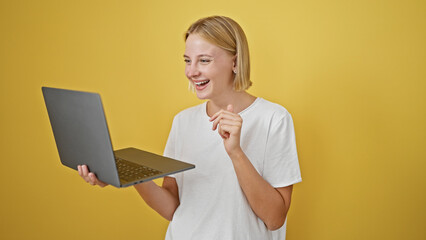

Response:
(78, 16), (302, 240)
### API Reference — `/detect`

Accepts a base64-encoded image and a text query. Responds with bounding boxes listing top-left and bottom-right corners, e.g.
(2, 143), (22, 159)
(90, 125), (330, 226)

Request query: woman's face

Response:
(184, 34), (236, 100)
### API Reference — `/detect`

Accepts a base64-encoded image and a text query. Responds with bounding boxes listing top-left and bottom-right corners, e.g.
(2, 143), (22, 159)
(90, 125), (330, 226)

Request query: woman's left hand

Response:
(209, 104), (243, 155)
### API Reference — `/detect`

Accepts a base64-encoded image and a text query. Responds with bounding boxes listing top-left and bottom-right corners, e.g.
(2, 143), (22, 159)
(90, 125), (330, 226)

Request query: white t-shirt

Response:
(163, 98), (302, 240)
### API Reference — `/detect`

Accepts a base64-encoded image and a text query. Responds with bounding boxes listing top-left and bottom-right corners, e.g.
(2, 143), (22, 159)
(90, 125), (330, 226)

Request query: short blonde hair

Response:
(185, 16), (252, 91)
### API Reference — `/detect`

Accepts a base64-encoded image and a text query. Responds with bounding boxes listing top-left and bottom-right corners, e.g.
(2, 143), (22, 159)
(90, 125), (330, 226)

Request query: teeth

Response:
(195, 80), (209, 86)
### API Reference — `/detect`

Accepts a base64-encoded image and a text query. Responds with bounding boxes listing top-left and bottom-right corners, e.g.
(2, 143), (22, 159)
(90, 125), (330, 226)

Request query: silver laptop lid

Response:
(42, 87), (121, 187)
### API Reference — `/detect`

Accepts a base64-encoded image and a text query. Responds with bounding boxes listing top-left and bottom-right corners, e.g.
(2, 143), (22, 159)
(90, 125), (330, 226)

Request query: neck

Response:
(206, 91), (256, 116)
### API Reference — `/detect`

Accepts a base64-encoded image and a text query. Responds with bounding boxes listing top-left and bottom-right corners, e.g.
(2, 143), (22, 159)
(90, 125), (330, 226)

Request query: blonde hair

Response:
(185, 16), (252, 91)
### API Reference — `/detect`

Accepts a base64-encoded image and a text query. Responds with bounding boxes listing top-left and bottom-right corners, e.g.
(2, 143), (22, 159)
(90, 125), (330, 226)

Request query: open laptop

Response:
(42, 86), (194, 188)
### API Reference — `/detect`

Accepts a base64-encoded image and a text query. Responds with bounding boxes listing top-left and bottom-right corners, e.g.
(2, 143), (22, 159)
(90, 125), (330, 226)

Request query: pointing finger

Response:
(227, 104), (234, 113)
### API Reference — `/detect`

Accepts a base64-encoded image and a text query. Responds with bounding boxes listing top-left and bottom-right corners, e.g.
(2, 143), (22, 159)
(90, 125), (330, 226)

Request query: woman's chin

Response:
(195, 92), (209, 100)
(194, 86), (211, 100)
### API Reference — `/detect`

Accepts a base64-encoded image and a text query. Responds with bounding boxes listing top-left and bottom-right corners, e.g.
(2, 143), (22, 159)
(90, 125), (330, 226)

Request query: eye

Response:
(184, 59), (191, 64)
(200, 58), (212, 64)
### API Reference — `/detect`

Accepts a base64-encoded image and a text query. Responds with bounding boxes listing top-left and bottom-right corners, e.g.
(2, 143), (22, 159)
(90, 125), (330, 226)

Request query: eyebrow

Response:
(183, 54), (213, 58)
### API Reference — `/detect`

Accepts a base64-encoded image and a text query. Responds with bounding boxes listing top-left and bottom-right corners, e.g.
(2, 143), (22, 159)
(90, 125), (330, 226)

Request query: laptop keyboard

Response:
(115, 158), (162, 182)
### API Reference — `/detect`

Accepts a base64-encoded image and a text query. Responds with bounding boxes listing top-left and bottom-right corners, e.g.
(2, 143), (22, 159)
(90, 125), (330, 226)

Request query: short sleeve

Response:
(263, 113), (302, 188)
(163, 115), (179, 178)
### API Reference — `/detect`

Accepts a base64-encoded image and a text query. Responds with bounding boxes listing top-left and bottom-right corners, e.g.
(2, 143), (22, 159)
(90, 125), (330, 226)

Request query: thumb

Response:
(227, 104), (234, 113)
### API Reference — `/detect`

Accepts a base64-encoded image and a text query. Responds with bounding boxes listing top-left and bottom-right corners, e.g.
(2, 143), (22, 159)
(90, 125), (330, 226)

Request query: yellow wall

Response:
(1, 0), (425, 239)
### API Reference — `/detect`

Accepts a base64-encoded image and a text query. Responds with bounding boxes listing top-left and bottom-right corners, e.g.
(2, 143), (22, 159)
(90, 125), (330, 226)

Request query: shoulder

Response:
(256, 98), (290, 115)
(250, 98), (292, 123)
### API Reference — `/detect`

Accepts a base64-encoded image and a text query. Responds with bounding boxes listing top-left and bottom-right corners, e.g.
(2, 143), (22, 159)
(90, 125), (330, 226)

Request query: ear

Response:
(232, 54), (237, 73)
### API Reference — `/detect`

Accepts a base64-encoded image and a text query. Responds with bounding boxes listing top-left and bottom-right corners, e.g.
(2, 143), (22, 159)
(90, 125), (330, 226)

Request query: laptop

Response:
(42, 86), (195, 188)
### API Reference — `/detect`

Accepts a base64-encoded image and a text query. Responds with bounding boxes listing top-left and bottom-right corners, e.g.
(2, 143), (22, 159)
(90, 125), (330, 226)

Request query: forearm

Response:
(229, 149), (289, 230)
(133, 181), (179, 221)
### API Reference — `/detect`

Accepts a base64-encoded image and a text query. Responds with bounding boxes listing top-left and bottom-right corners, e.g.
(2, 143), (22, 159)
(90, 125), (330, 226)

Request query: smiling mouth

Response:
(194, 80), (210, 86)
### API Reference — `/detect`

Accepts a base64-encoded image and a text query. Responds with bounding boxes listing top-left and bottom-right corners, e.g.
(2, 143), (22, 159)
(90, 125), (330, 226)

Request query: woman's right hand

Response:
(77, 165), (109, 187)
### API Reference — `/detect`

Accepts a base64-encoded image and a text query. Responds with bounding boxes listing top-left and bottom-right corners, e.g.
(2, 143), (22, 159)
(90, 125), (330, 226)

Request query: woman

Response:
(78, 16), (302, 239)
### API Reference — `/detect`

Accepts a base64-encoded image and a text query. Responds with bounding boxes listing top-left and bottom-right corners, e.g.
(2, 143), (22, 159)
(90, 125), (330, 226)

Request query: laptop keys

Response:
(115, 158), (162, 182)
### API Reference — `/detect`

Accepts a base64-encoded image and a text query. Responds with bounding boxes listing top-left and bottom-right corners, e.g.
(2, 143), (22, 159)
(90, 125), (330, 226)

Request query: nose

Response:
(186, 63), (201, 79)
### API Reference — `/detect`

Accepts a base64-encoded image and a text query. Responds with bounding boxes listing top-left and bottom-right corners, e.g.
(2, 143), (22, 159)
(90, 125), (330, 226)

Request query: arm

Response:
(210, 105), (293, 230)
(228, 150), (293, 230)
(133, 176), (179, 221)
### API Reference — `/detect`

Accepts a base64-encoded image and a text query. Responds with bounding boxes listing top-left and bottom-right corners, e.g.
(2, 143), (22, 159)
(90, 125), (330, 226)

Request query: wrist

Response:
(227, 147), (245, 161)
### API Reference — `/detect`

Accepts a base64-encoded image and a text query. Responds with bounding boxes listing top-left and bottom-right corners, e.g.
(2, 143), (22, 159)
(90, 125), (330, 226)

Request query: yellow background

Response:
(1, 0), (425, 239)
